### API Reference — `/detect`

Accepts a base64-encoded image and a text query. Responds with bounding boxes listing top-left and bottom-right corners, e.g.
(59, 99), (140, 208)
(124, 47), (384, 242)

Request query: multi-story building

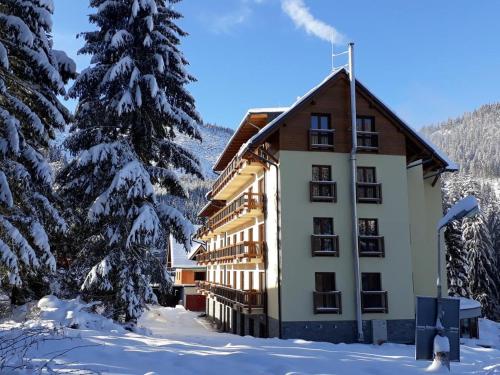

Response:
(195, 67), (456, 344)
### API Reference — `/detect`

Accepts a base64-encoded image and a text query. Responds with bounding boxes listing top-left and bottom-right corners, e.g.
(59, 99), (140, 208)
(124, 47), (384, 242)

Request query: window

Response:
(314, 272), (341, 314)
(194, 271), (206, 281)
(357, 167), (376, 183)
(309, 114), (334, 150)
(358, 219), (385, 257)
(356, 167), (382, 203)
(310, 166), (337, 202)
(311, 218), (339, 256)
(361, 273), (388, 313)
(356, 116), (378, 151)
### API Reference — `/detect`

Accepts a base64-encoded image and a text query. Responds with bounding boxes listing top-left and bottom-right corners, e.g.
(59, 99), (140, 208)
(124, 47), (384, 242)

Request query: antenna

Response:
(331, 46), (349, 72)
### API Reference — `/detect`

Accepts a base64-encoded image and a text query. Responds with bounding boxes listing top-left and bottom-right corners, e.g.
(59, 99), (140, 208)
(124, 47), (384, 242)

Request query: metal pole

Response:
(437, 229), (442, 300)
(348, 42), (364, 342)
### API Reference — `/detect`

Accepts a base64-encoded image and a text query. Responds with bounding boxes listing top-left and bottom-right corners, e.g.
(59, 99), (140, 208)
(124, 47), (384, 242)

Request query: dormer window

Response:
(309, 114), (334, 150)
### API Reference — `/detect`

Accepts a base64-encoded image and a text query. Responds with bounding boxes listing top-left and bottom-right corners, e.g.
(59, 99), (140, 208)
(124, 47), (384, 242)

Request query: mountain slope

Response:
(176, 122), (233, 180)
(420, 103), (500, 178)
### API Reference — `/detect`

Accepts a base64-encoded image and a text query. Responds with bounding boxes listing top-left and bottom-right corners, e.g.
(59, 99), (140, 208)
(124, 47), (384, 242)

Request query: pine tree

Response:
(462, 213), (500, 320)
(0, 0), (73, 303)
(58, 0), (202, 322)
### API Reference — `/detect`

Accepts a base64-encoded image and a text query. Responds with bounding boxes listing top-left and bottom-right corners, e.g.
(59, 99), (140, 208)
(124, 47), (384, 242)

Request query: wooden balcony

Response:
(309, 129), (334, 150)
(358, 236), (385, 257)
(311, 235), (339, 256)
(356, 182), (382, 204)
(211, 154), (264, 200)
(357, 131), (379, 151)
(313, 291), (342, 314)
(310, 181), (337, 202)
(207, 192), (264, 234)
(361, 291), (388, 313)
(196, 281), (265, 314)
(197, 241), (264, 264)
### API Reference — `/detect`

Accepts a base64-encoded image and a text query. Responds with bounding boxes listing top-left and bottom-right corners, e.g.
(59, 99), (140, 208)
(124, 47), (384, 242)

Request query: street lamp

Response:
(433, 195), (480, 370)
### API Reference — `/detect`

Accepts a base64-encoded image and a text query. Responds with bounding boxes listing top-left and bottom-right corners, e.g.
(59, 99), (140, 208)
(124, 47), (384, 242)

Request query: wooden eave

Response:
(198, 199), (226, 218)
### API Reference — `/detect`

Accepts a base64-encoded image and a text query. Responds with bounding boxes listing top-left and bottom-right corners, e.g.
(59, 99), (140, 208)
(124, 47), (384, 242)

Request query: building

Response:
(167, 236), (207, 312)
(195, 67), (457, 343)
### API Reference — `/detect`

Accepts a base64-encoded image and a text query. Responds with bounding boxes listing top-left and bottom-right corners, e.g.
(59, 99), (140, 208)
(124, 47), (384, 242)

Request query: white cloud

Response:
(207, 0), (265, 34)
(281, 0), (345, 45)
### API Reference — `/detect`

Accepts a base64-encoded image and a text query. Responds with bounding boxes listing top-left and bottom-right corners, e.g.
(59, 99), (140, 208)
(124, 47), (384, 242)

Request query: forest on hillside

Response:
(422, 104), (500, 321)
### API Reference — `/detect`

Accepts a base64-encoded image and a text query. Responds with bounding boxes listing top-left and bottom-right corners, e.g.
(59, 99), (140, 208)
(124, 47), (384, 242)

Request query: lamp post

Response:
(434, 195), (479, 370)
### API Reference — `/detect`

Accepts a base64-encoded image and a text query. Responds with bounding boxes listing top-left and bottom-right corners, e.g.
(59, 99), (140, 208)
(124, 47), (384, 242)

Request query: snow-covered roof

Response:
(451, 297), (482, 319)
(213, 107), (289, 171)
(243, 68), (458, 172)
(169, 235), (204, 269)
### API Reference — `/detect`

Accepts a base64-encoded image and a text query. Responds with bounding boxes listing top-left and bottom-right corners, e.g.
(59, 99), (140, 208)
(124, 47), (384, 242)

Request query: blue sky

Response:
(52, 0), (500, 130)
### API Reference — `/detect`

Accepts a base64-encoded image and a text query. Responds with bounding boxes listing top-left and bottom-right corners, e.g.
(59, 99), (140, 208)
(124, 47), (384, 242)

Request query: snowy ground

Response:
(1, 297), (499, 374)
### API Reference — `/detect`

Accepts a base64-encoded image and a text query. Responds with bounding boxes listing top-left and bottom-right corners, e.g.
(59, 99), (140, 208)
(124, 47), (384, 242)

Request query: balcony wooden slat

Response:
(196, 281), (265, 314)
(196, 241), (264, 264)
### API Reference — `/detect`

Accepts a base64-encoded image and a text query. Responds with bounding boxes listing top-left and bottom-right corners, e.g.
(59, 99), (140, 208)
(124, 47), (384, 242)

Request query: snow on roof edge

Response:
(212, 107), (290, 172)
(245, 68), (345, 150)
(243, 70), (458, 172)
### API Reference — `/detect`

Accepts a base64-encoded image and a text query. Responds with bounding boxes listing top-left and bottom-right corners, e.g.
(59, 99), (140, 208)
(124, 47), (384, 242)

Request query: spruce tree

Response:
(462, 213), (500, 320)
(0, 0), (73, 302)
(58, 0), (202, 322)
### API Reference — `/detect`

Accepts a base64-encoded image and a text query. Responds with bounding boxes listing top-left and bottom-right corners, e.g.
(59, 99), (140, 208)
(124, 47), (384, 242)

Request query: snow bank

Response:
(33, 295), (124, 333)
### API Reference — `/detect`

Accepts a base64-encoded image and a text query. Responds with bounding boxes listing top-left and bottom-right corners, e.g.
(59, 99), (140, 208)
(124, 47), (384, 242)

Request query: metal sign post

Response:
(415, 296), (460, 362)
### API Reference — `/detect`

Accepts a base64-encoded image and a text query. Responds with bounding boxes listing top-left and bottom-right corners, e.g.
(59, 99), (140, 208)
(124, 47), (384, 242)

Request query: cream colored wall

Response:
(278, 150), (415, 322)
(407, 165), (447, 297)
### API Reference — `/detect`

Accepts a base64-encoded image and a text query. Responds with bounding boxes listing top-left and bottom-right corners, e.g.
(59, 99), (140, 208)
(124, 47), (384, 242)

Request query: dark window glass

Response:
(311, 114), (330, 130)
(356, 117), (375, 132)
(194, 272), (206, 281)
(362, 273), (382, 291)
(314, 218), (333, 235)
(312, 165), (331, 181)
(359, 219), (378, 236)
(357, 167), (376, 183)
(315, 272), (336, 292)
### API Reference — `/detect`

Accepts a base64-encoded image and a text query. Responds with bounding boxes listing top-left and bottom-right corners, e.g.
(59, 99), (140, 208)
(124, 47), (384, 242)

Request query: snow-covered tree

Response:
(58, 0), (202, 322)
(0, 0), (73, 302)
(443, 175), (500, 320)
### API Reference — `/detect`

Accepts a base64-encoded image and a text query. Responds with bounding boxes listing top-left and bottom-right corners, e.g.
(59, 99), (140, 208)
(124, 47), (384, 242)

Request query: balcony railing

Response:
(309, 129), (334, 150)
(207, 192), (264, 231)
(361, 291), (388, 313)
(357, 131), (379, 151)
(311, 234), (339, 256)
(196, 241), (264, 264)
(358, 236), (385, 257)
(196, 281), (265, 313)
(356, 182), (382, 204)
(313, 291), (342, 314)
(211, 154), (244, 198)
(310, 181), (337, 202)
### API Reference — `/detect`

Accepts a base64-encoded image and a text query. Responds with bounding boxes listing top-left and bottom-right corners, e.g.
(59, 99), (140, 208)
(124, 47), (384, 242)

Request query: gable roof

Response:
(224, 68), (457, 172)
(213, 107), (289, 172)
(169, 235), (205, 269)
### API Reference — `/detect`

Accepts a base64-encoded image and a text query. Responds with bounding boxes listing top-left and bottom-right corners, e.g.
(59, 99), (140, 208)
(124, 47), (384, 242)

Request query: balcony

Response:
(313, 291), (342, 314)
(357, 131), (379, 151)
(358, 236), (385, 257)
(356, 182), (382, 204)
(207, 192), (264, 234)
(311, 235), (339, 256)
(196, 281), (265, 314)
(361, 291), (388, 313)
(310, 181), (337, 202)
(309, 129), (334, 150)
(211, 154), (264, 200)
(197, 241), (264, 264)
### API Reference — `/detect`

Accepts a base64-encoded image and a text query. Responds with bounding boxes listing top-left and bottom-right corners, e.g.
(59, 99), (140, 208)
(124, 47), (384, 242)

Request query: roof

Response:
(213, 107), (288, 171)
(169, 235), (204, 269)
(240, 68), (457, 172)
